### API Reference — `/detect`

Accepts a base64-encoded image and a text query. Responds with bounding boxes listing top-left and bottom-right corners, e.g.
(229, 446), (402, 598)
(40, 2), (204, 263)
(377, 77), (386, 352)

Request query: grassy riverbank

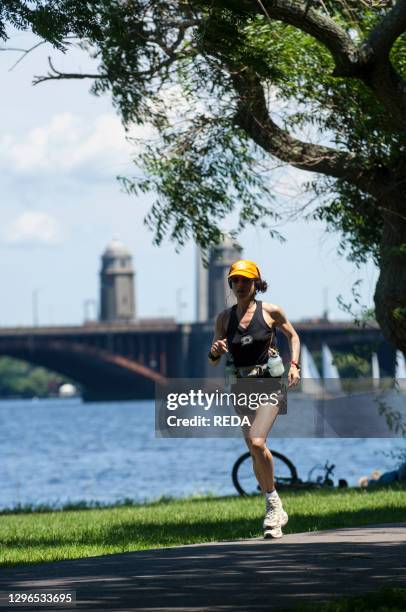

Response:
(1, 483), (406, 567)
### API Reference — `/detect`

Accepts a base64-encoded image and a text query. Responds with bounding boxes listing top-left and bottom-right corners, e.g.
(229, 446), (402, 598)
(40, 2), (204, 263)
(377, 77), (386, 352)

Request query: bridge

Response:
(0, 320), (395, 400)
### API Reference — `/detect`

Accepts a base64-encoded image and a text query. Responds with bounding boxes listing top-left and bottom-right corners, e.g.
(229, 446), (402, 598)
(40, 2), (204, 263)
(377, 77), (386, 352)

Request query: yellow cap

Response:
(228, 260), (261, 280)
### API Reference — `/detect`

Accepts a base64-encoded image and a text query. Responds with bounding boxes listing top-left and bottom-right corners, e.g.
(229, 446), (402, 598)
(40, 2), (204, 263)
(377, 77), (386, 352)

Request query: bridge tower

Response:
(196, 236), (242, 321)
(100, 239), (136, 322)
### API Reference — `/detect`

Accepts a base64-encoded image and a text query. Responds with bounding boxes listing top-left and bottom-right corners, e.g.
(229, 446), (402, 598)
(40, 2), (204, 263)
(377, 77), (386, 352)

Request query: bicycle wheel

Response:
(232, 449), (298, 496)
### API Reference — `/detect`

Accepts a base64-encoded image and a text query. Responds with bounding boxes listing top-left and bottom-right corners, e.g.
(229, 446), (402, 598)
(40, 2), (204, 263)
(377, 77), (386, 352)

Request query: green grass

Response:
(297, 587), (406, 611)
(1, 483), (406, 567)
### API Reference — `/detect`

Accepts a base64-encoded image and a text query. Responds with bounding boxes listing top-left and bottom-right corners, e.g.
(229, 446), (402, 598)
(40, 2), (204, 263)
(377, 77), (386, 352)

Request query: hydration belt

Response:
(235, 363), (270, 378)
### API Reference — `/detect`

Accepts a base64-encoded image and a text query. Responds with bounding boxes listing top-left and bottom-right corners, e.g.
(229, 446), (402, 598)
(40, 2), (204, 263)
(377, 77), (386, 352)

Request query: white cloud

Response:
(0, 112), (153, 180)
(3, 211), (62, 245)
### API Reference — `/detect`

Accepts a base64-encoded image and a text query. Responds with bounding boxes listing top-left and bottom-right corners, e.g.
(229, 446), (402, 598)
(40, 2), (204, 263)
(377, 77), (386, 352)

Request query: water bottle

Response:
(267, 348), (285, 377)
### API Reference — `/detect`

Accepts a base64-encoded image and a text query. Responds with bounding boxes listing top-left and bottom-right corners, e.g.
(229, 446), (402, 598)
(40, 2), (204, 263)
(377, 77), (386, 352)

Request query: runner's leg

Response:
(245, 400), (288, 537)
(247, 401), (279, 492)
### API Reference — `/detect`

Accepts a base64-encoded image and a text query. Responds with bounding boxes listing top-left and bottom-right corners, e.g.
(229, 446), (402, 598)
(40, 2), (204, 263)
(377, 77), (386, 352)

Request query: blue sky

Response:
(0, 31), (378, 327)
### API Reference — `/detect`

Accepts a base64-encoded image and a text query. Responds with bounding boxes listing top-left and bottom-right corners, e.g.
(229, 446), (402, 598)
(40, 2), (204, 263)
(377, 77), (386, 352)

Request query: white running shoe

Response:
(263, 495), (288, 530)
(263, 526), (283, 539)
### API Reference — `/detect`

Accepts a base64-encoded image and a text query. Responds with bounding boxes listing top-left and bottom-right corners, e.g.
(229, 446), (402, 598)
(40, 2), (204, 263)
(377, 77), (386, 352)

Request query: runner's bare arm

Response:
(268, 305), (300, 361)
(264, 303), (301, 386)
(208, 310), (229, 366)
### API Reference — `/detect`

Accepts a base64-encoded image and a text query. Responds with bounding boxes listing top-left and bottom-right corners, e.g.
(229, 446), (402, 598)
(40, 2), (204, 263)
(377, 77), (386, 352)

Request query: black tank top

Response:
(226, 300), (276, 368)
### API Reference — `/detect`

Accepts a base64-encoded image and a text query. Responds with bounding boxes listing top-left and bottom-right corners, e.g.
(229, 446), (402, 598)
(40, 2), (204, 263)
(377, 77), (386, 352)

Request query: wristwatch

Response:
(208, 351), (221, 361)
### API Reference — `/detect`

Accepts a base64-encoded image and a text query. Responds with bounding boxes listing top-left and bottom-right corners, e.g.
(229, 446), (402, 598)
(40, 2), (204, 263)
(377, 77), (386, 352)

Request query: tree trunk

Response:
(374, 197), (406, 354)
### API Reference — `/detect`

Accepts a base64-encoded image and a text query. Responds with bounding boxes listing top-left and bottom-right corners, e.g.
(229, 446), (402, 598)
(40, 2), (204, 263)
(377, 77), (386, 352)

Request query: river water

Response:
(0, 397), (404, 510)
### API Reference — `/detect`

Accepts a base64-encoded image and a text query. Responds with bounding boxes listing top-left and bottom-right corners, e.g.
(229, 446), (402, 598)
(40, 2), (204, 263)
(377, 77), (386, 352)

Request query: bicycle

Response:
(232, 454), (348, 496)
(232, 449), (299, 496)
(307, 461), (336, 487)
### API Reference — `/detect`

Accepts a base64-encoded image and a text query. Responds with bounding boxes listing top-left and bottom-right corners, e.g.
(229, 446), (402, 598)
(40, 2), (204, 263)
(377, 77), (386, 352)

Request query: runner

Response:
(208, 259), (301, 539)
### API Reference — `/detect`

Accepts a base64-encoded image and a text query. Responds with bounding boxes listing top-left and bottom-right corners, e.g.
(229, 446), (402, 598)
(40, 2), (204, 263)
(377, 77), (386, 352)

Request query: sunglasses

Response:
(230, 276), (254, 284)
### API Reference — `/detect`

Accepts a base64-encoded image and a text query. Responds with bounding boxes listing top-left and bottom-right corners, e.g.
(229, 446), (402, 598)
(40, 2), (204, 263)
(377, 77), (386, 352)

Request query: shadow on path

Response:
(0, 523), (405, 611)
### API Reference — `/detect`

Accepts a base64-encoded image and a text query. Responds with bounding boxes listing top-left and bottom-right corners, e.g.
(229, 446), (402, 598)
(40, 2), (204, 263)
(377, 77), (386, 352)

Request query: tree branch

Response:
(364, 60), (406, 130)
(366, 0), (406, 59)
(32, 51), (182, 86)
(359, 0), (406, 127)
(32, 57), (106, 85)
(231, 66), (387, 196)
(221, 0), (362, 75)
(1, 40), (47, 71)
(220, 0), (406, 129)
(0, 36), (81, 71)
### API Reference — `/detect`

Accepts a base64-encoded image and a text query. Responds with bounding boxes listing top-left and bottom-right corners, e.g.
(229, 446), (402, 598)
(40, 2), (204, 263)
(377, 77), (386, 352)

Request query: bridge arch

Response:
(0, 338), (167, 401)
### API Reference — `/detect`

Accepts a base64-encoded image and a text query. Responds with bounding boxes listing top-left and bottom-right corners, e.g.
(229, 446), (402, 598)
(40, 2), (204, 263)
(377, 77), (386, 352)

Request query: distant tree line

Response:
(0, 357), (71, 399)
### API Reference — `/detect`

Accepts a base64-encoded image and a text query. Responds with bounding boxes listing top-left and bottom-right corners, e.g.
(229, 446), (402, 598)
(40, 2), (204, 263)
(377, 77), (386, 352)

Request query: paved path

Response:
(1, 523), (406, 611)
